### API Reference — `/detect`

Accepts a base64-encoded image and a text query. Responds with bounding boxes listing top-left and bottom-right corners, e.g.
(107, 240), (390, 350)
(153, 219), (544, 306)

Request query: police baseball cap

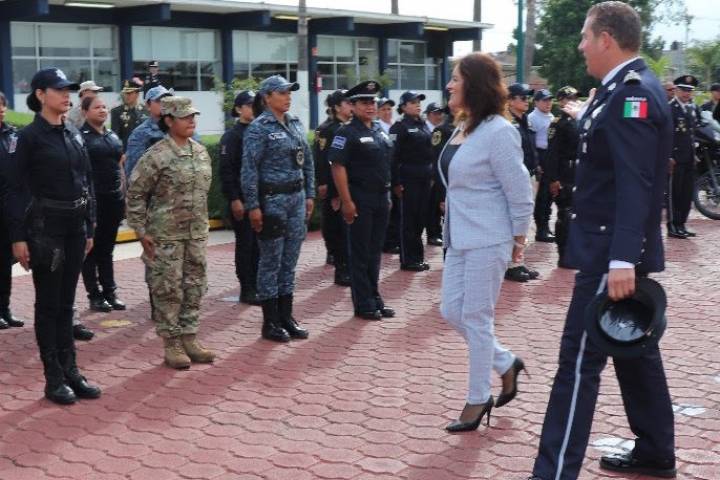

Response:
(508, 83), (534, 98)
(674, 74), (699, 91)
(259, 75), (300, 95)
(231, 90), (255, 117)
(556, 86), (579, 100)
(399, 91), (426, 105)
(424, 102), (448, 114)
(710, 83), (720, 92)
(376, 97), (396, 108)
(345, 80), (381, 101)
(145, 85), (173, 103)
(161, 96), (200, 118)
(148, 60), (159, 68)
(584, 277), (667, 359)
(30, 68), (80, 91)
(326, 89), (349, 109)
(533, 89), (553, 101)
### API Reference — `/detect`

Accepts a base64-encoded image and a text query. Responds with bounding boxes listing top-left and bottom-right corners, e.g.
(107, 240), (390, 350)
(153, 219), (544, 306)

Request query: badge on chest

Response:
(359, 137), (374, 144)
(268, 132), (288, 140)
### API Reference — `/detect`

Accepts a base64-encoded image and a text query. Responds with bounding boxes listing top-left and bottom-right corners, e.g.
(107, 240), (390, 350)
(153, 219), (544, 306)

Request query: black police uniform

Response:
(427, 118), (454, 244)
(510, 111), (538, 175)
(390, 114), (434, 270)
(545, 110), (578, 266)
(219, 119), (260, 304)
(532, 58), (675, 480)
(329, 95), (394, 318)
(667, 96), (700, 237)
(143, 74), (163, 95)
(110, 103), (146, 151)
(80, 123), (126, 311)
(314, 115), (350, 285)
(0, 121), (23, 329)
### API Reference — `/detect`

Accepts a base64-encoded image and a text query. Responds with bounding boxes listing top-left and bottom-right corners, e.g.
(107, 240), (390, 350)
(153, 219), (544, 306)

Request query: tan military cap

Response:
(79, 80), (103, 94)
(160, 96), (200, 118)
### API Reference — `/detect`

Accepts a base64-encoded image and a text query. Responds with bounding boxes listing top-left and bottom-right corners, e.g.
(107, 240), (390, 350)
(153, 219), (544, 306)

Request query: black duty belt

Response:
(34, 196), (87, 211)
(260, 179), (303, 196)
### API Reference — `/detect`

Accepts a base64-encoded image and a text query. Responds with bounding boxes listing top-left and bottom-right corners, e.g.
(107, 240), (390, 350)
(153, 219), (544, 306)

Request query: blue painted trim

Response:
(226, 11), (271, 30)
(220, 27), (233, 86)
(309, 17), (354, 35)
(308, 32), (318, 128)
(0, 20), (13, 109)
(0, 0), (49, 20)
(450, 27), (483, 42)
(118, 24), (133, 83)
(114, 4), (171, 25)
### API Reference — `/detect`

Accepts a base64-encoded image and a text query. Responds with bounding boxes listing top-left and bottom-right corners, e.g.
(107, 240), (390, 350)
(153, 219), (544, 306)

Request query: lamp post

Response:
(517, 0), (525, 83)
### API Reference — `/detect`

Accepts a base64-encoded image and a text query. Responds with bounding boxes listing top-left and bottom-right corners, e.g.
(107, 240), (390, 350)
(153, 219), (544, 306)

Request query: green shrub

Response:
(5, 110), (33, 128)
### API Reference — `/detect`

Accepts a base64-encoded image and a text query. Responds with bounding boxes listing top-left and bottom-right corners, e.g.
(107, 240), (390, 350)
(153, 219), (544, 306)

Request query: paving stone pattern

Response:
(0, 217), (719, 479)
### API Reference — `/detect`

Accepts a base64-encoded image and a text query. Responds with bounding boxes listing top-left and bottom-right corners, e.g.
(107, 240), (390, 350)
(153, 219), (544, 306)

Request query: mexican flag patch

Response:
(623, 97), (648, 119)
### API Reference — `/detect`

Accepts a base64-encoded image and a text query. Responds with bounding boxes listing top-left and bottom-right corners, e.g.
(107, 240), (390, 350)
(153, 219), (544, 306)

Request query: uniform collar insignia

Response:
(607, 82), (617, 92)
(623, 70), (642, 84)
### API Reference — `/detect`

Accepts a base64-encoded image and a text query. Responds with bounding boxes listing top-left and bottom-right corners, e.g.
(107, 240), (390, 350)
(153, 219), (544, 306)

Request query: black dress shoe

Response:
(421, 262), (430, 271)
(45, 382), (77, 405)
(495, 357), (527, 408)
(679, 225), (696, 237)
(599, 452), (676, 478)
(445, 396), (494, 432)
(0, 309), (25, 327)
(240, 291), (262, 305)
(334, 271), (352, 287)
(325, 253), (335, 265)
(505, 266), (530, 282)
(427, 237), (443, 247)
(379, 307), (395, 318)
(356, 310), (382, 320)
(535, 230), (556, 243)
(401, 263), (427, 272)
(667, 224), (688, 239)
(73, 324), (95, 341)
(383, 246), (400, 254)
(103, 292), (126, 311)
(88, 295), (112, 313)
(0, 318), (8, 330)
(520, 265), (540, 279)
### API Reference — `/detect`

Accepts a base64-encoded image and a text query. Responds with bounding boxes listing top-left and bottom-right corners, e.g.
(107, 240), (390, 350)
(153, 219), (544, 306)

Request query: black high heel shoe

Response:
(496, 357), (528, 408)
(445, 396), (494, 432)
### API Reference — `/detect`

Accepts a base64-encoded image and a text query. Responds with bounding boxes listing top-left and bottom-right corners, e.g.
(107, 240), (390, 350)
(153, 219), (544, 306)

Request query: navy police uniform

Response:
(426, 116), (454, 245)
(219, 90), (259, 304)
(545, 86), (580, 266)
(667, 75), (701, 238)
(328, 81), (394, 319)
(390, 91), (433, 270)
(532, 58), (675, 480)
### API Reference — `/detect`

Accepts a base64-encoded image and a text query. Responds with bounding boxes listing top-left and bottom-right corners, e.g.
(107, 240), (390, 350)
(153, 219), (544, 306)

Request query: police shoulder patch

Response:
(623, 70), (642, 85)
(431, 130), (443, 146)
(331, 136), (347, 150)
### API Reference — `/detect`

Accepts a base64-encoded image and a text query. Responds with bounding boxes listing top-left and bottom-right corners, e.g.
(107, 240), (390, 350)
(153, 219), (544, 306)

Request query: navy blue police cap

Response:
(259, 75), (300, 95)
(345, 80), (381, 101)
(508, 83), (534, 98)
(424, 102), (448, 114)
(376, 97), (396, 109)
(674, 74), (699, 91)
(533, 89), (553, 101)
(326, 89), (349, 108)
(399, 90), (426, 105)
(31, 68), (80, 91)
(231, 90), (256, 117)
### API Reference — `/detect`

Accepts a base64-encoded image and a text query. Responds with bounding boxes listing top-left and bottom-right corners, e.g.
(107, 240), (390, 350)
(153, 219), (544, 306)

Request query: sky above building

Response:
(240, 0), (718, 53)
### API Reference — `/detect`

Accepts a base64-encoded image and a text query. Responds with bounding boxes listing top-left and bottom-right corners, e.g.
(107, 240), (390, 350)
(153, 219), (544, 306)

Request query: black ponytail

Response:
(252, 94), (266, 118)
(158, 114), (171, 133)
(26, 91), (42, 112)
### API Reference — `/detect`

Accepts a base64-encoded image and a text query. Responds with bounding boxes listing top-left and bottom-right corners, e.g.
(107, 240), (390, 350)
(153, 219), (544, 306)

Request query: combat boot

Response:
(261, 298), (290, 343)
(40, 350), (76, 405)
(278, 294), (309, 340)
(163, 337), (191, 369)
(181, 334), (215, 363)
(58, 348), (102, 399)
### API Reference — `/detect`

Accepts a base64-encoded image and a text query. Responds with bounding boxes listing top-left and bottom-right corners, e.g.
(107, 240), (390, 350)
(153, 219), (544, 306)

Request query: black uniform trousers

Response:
(554, 187), (573, 259)
(230, 207), (259, 295)
(534, 149), (553, 230)
(346, 188), (389, 313)
(0, 217), (14, 310)
(82, 193), (124, 295)
(399, 179), (431, 265)
(668, 161), (695, 228)
(321, 198), (348, 273)
(425, 180), (444, 241)
(533, 272), (674, 480)
(383, 192), (401, 251)
(30, 213), (86, 353)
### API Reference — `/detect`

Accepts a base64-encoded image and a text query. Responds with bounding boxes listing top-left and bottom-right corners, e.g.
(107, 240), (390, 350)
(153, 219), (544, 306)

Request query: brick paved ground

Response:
(1, 216), (719, 480)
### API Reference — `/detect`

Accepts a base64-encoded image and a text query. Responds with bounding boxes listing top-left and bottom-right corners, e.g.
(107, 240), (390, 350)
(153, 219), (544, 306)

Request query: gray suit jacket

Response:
(438, 115), (534, 250)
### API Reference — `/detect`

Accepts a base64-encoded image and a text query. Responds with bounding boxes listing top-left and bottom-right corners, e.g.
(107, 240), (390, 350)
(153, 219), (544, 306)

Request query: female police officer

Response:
(241, 75), (315, 343)
(7, 68), (101, 404)
(329, 81), (395, 320)
(390, 91), (434, 271)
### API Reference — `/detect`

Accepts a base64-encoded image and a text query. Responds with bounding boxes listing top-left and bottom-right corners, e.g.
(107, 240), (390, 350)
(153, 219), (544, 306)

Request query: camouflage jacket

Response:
(241, 110), (315, 211)
(125, 117), (164, 178)
(126, 136), (212, 241)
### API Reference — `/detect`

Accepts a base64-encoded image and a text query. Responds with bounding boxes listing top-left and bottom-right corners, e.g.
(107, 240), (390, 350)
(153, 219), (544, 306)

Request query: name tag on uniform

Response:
(359, 137), (374, 143)
(268, 132), (287, 140)
(8, 135), (17, 154)
(407, 128), (419, 133)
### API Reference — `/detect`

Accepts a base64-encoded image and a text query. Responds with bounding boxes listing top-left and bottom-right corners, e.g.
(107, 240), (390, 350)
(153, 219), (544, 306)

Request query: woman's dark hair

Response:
(26, 91), (42, 112)
(81, 95), (99, 112)
(158, 114), (172, 133)
(0, 91), (7, 107)
(455, 52), (508, 135)
(252, 93), (266, 118)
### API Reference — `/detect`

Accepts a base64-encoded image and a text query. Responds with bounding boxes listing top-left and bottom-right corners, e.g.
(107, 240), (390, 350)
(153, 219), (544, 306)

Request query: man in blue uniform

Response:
(329, 81), (395, 320)
(529, 3), (675, 479)
(667, 74), (701, 239)
(125, 85), (173, 178)
(219, 90), (260, 305)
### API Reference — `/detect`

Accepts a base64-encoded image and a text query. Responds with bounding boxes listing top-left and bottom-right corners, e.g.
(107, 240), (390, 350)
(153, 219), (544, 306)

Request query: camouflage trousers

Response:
(257, 191), (306, 300)
(144, 238), (208, 338)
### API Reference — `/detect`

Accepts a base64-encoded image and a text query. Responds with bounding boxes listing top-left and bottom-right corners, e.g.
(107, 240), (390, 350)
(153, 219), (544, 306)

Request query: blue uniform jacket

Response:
(241, 110), (315, 211)
(124, 117), (164, 178)
(566, 58), (671, 274)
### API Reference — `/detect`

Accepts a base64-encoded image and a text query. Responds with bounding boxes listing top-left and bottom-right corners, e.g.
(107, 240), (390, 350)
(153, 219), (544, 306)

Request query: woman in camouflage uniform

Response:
(126, 96), (215, 369)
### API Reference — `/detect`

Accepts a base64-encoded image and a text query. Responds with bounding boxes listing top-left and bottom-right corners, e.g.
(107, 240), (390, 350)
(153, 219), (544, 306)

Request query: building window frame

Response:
(386, 39), (440, 91)
(232, 31), (298, 82)
(316, 35), (378, 91)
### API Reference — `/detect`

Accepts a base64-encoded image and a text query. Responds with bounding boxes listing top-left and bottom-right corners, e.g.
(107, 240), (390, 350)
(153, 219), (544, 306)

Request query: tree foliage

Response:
(536, 0), (684, 93)
(686, 40), (720, 85)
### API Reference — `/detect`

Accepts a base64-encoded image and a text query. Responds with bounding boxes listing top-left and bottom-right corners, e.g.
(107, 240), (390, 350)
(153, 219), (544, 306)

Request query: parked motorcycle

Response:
(693, 123), (720, 220)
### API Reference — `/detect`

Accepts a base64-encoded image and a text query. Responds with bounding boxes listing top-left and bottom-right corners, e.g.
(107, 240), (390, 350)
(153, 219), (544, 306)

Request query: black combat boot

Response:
(88, 290), (112, 312)
(40, 350), (77, 405)
(103, 290), (126, 311)
(278, 294), (309, 340)
(261, 298), (290, 343)
(57, 348), (102, 399)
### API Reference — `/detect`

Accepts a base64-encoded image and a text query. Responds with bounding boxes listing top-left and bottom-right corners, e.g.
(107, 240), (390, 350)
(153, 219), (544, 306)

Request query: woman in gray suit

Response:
(439, 53), (534, 432)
